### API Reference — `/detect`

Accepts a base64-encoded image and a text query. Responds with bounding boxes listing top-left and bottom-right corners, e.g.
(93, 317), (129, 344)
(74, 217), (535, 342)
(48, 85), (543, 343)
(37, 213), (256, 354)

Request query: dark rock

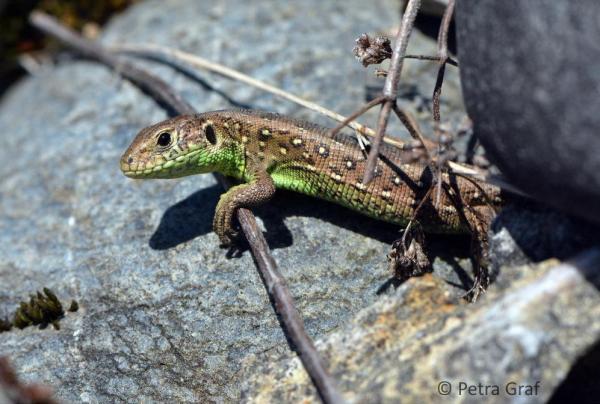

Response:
(456, 0), (600, 225)
(491, 200), (600, 262)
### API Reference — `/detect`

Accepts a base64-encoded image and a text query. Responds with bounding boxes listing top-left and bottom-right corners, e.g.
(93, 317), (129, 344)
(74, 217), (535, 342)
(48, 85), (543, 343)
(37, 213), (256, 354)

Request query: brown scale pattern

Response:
(199, 110), (502, 234)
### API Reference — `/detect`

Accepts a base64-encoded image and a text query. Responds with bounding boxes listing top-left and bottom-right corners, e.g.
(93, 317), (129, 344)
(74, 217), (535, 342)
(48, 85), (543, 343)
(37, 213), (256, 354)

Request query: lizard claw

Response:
(217, 228), (241, 248)
(213, 194), (239, 247)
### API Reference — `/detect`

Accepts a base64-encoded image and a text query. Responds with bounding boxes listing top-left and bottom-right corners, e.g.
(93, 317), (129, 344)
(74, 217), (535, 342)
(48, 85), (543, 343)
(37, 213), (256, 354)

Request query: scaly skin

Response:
(120, 109), (503, 245)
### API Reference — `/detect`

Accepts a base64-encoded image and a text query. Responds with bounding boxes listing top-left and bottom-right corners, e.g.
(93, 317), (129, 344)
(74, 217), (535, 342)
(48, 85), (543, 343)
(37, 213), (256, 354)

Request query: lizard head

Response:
(120, 114), (235, 179)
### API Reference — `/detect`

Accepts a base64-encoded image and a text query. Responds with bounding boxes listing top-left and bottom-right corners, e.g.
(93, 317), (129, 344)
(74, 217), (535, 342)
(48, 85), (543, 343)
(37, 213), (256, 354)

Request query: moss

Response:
(0, 288), (79, 332)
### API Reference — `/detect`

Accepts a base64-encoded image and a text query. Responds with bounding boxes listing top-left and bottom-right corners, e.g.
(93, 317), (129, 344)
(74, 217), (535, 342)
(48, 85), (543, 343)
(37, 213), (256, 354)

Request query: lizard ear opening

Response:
(205, 124), (217, 145)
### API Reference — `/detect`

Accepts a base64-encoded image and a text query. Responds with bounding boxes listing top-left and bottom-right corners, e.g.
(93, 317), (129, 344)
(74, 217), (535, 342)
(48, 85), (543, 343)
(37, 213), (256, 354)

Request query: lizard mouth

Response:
(119, 154), (163, 178)
(120, 149), (202, 178)
(121, 165), (161, 178)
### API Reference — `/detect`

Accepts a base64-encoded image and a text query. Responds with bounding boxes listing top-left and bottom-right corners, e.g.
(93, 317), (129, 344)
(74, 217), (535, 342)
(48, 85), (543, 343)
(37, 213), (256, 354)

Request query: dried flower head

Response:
(352, 33), (393, 67)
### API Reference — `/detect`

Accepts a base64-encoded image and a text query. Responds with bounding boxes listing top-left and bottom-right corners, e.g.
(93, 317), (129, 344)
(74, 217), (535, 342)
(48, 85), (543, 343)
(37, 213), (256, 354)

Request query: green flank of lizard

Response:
(120, 109), (502, 245)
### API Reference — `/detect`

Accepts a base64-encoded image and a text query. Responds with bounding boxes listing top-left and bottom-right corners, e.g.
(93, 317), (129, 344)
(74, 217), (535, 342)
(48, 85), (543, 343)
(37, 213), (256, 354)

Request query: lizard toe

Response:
(213, 204), (237, 247)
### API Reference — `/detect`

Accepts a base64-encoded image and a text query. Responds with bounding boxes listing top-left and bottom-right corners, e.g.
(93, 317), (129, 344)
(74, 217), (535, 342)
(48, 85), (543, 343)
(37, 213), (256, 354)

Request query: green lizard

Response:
(120, 109), (502, 245)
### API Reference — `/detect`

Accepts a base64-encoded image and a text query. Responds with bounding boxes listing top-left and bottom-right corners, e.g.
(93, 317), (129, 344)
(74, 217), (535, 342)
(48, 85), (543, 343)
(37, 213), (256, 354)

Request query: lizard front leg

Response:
(213, 169), (276, 246)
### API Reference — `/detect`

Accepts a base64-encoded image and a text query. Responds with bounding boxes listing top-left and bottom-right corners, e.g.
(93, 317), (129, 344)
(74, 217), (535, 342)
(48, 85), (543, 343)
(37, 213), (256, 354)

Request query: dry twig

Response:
(431, 0), (456, 206)
(108, 42), (504, 187)
(405, 53), (458, 66)
(363, 0), (422, 184)
(110, 43), (391, 146)
(337, 1), (501, 299)
(30, 11), (344, 404)
(0, 357), (57, 404)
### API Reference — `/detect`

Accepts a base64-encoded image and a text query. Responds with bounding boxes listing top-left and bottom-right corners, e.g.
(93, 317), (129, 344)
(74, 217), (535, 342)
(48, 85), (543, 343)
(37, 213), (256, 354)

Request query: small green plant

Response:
(0, 288), (78, 332)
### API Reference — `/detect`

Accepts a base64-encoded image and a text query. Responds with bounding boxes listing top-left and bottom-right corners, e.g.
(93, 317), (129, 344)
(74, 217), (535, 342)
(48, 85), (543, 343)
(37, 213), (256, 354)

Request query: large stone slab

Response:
(0, 0), (469, 401)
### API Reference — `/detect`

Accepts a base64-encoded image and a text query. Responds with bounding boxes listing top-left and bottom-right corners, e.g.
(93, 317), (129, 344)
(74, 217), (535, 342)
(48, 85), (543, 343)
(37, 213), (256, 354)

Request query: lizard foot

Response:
(388, 226), (431, 281)
(212, 171), (275, 248)
(462, 223), (490, 302)
(213, 194), (240, 247)
(463, 266), (488, 301)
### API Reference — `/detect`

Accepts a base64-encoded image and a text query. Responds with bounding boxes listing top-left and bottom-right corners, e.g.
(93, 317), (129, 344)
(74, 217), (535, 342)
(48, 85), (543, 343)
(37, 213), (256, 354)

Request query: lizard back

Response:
(198, 109), (502, 233)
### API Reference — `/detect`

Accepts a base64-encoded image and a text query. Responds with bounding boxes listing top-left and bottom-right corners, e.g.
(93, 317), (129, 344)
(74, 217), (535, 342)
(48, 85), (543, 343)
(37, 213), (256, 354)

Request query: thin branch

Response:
(432, 0), (455, 125)
(400, 184), (434, 248)
(112, 43), (391, 146)
(236, 209), (344, 404)
(112, 45), (459, 145)
(367, 100), (393, 178)
(329, 95), (385, 138)
(29, 11), (344, 404)
(405, 54), (458, 66)
(431, 0), (455, 207)
(30, 13), (194, 116)
(436, 0), (455, 62)
(478, 173), (529, 198)
(109, 42), (498, 188)
(390, 103), (434, 156)
(431, 63), (447, 125)
(363, 0), (422, 184)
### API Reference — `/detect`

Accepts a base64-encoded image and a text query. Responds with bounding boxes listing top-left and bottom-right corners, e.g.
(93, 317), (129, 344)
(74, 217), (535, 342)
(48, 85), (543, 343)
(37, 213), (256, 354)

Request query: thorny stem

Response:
(30, 11), (345, 404)
(363, 0), (421, 184)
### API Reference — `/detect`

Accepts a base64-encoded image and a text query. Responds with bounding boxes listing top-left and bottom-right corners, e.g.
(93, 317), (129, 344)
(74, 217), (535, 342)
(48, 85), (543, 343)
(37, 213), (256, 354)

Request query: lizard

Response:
(120, 109), (503, 252)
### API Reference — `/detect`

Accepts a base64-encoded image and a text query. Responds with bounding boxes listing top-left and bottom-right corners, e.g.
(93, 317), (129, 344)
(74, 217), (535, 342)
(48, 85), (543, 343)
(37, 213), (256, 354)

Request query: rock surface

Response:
(0, 0), (471, 402)
(1, 0), (599, 403)
(240, 250), (600, 403)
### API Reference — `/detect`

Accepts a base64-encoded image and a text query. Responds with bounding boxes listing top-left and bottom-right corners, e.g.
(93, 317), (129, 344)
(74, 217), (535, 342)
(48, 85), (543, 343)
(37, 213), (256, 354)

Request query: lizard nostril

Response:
(127, 157), (134, 164)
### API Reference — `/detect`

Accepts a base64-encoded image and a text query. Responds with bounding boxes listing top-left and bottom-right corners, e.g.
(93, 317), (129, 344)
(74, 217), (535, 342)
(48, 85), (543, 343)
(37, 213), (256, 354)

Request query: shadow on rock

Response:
(150, 185), (403, 250)
(149, 184), (221, 249)
(150, 185), (474, 293)
(492, 199), (600, 265)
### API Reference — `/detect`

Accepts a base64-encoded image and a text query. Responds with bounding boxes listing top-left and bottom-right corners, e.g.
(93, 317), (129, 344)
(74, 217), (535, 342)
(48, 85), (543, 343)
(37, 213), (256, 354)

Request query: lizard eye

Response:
(205, 124), (217, 145)
(157, 132), (172, 147)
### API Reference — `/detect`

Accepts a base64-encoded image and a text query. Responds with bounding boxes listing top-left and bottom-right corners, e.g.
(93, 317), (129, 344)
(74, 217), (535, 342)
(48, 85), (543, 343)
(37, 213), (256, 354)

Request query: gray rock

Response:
(3, 0), (597, 402)
(240, 249), (600, 403)
(455, 0), (600, 225)
(0, 0), (472, 402)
